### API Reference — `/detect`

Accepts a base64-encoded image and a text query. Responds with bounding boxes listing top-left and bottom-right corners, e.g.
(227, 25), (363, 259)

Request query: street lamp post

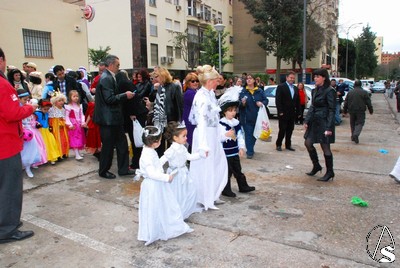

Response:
(345, 22), (362, 78)
(214, 23), (225, 73)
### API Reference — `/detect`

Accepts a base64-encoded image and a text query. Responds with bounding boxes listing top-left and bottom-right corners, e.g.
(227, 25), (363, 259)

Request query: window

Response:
(165, 0), (171, 3)
(174, 21), (181, 32)
(165, 18), (172, 30)
(175, 47), (182, 59)
(187, 0), (197, 16)
(174, 0), (179, 5)
(151, 44), (158, 66)
(149, 0), (156, 6)
(229, 16), (233, 25)
(22, 29), (53, 58)
(149, 15), (157, 37)
(167, 46), (173, 57)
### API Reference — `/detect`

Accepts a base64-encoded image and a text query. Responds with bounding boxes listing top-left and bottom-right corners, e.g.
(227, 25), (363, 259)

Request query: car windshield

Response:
(374, 82), (384, 87)
(264, 87), (277, 97)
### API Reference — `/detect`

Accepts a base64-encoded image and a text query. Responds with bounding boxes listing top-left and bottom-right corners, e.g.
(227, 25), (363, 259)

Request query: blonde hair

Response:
(155, 66), (173, 84)
(50, 92), (67, 105)
(196, 65), (219, 86)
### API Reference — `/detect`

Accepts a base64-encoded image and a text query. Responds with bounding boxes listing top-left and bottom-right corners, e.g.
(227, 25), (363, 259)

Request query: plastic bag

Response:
(132, 119), (144, 147)
(253, 105), (272, 141)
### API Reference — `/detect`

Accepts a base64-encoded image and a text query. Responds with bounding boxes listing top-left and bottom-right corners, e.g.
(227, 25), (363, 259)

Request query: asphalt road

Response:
(1, 93), (399, 268)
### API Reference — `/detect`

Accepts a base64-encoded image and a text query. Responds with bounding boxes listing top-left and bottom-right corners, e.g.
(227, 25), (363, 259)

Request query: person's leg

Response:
(115, 125), (130, 175)
(285, 118), (295, 149)
(305, 138), (322, 175)
(318, 143), (334, 181)
(353, 113), (366, 143)
(243, 123), (256, 157)
(0, 154), (23, 238)
(349, 113), (356, 140)
(222, 157), (235, 197)
(276, 119), (287, 149)
(230, 156), (255, 192)
(335, 102), (342, 125)
(99, 126), (115, 175)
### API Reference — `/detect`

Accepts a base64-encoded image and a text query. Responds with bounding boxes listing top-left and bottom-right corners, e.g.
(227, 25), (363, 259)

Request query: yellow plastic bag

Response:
(253, 105), (272, 142)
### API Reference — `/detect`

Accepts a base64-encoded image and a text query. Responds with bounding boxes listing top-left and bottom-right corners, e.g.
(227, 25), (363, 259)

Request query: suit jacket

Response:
(275, 82), (301, 120)
(93, 69), (128, 126)
(53, 75), (78, 99)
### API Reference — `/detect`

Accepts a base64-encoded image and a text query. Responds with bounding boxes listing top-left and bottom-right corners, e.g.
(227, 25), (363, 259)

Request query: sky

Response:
(338, 0), (399, 53)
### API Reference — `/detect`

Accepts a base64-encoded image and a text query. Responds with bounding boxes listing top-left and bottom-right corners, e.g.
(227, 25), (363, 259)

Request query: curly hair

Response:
(142, 126), (162, 146)
(196, 65), (219, 85)
(164, 121), (186, 143)
(50, 92), (67, 106)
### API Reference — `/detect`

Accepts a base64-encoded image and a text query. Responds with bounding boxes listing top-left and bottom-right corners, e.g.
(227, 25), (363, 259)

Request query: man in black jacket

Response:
(93, 55), (135, 179)
(275, 71), (301, 151)
(343, 80), (373, 144)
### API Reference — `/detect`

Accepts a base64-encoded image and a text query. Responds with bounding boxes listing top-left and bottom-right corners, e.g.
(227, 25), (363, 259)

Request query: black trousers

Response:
(0, 153), (23, 238)
(126, 114), (147, 169)
(349, 112), (366, 138)
(99, 125), (129, 175)
(276, 118), (295, 148)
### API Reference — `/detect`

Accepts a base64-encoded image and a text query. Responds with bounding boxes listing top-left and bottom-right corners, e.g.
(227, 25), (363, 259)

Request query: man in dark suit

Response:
(275, 71), (301, 151)
(93, 55), (135, 179)
(53, 65), (78, 97)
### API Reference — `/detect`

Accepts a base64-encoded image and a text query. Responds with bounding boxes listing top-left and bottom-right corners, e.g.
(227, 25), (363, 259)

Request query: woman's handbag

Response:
(132, 119), (144, 147)
(253, 105), (272, 141)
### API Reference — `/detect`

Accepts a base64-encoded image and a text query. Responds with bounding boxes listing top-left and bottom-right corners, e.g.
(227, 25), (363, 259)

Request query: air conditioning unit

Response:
(176, 5), (181, 11)
(197, 12), (202, 18)
(160, 56), (167, 64)
(167, 56), (174, 64)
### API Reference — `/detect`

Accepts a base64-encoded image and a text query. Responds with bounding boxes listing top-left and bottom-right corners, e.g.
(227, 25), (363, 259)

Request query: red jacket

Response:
(0, 74), (34, 160)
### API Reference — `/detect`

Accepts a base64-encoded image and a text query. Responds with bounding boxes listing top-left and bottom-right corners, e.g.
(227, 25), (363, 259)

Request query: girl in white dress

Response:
(136, 126), (193, 246)
(161, 121), (204, 219)
(188, 65), (230, 210)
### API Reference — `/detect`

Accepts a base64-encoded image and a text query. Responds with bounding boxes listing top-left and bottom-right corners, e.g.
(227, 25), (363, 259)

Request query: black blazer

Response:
(158, 82), (183, 122)
(93, 69), (128, 126)
(275, 82), (301, 120)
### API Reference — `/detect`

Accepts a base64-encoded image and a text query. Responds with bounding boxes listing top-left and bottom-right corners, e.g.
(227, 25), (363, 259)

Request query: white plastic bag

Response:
(132, 119), (144, 147)
(253, 105), (272, 141)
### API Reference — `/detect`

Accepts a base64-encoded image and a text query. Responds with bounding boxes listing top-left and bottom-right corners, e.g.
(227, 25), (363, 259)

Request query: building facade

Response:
(381, 52), (400, 65)
(86, 0), (234, 76)
(0, 0), (89, 73)
(232, 0), (339, 83)
(374, 36), (383, 65)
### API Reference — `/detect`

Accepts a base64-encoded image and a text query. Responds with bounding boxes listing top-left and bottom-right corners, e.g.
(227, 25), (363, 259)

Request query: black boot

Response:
(318, 154), (335, 181)
(306, 148), (322, 176)
(237, 174), (255, 193)
(222, 179), (236, 197)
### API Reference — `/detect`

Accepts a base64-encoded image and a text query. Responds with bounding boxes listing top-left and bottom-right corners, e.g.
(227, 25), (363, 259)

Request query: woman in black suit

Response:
(303, 68), (336, 182)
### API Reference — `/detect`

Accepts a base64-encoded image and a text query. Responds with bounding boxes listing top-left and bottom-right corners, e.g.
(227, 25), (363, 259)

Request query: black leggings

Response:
(304, 138), (332, 156)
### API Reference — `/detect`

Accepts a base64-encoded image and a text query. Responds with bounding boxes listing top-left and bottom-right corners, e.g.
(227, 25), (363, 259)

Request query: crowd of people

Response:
(0, 46), (386, 246)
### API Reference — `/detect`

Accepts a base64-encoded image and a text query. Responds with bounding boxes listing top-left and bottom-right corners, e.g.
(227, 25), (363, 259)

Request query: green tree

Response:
(338, 38), (357, 79)
(355, 25), (377, 79)
(199, 25), (232, 72)
(88, 46), (111, 66)
(240, 0), (303, 78)
(171, 29), (200, 70)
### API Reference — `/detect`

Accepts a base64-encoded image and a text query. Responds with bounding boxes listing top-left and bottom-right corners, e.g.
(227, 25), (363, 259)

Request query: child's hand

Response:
(225, 129), (235, 139)
(68, 125), (74, 130)
(168, 174), (175, 183)
(239, 148), (245, 157)
(81, 123), (87, 128)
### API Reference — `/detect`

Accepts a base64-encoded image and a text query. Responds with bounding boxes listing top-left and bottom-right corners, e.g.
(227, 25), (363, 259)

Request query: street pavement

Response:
(1, 93), (399, 268)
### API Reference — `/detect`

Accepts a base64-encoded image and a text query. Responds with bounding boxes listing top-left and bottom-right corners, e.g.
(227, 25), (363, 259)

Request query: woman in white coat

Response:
(188, 65), (229, 210)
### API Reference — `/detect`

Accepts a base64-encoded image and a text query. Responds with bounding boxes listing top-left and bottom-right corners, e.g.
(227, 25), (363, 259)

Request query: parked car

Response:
(371, 82), (385, 93)
(263, 84), (313, 117)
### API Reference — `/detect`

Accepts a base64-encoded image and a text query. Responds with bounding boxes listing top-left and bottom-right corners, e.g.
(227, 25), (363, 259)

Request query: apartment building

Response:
(0, 0), (89, 73)
(375, 36), (383, 65)
(233, 0), (339, 83)
(381, 52), (400, 65)
(86, 0), (234, 76)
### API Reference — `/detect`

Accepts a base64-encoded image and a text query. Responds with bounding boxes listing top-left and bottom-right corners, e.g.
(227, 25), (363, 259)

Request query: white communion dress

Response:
(137, 146), (193, 246)
(188, 87), (228, 210)
(160, 142), (203, 219)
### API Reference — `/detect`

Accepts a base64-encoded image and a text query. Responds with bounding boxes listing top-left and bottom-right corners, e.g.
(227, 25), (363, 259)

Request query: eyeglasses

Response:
(190, 80), (199, 83)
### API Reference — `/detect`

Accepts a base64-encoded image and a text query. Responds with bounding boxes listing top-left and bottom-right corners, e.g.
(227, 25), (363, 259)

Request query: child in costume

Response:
(18, 89), (41, 177)
(218, 87), (256, 197)
(49, 92), (69, 159)
(65, 90), (87, 160)
(34, 99), (61, 164)
(135, 126), (193, 246)
(161, 121), (203, 219)
(84, 101), (101, 159)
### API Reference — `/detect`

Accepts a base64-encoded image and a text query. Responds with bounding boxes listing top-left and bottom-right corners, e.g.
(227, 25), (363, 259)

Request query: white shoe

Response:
(50, 161), (56, 165)
(208, 205), (219, 210)
(214, 199), (225, 205)
(31, 165), (39, 169)
(25, 168), (34, 178)
(75, 154), (83, 160)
